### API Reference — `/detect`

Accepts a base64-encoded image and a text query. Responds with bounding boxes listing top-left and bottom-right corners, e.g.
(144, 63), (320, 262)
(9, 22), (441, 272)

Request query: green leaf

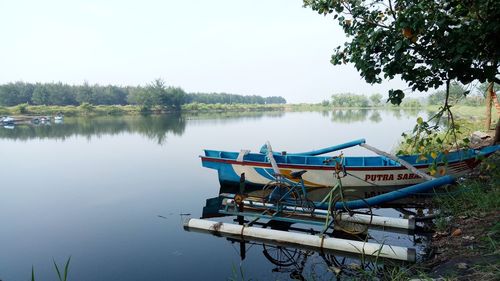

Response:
(395, 41), (403, 52)
(387, 89), (405, 105)
(64, 257), (71, 281)
(53, 258), (64, 281)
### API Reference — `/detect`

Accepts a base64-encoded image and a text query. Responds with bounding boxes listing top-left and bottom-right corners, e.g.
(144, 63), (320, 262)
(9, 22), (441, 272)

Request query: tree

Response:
(165, 86), (187, 109)
(0, 82), (33, 106)
(76, 82), (95, 105)
(304, 0), (500, 105)
(32, 84), (50, 105)
(0, 80), (286, 108)
(46, 83), (77, 105)
(265, 96), (287, 104)
(476, 82), (500, 97)
(128, 86), (154, 110)
(428, 81), (467, 105)
(331, 93), (369, 107)
(141, 79), (187, 110)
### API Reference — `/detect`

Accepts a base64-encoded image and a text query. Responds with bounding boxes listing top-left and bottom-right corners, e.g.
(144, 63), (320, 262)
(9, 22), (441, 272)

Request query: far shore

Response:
(0, 103), (488, 120)
(0, 103), (427, 114)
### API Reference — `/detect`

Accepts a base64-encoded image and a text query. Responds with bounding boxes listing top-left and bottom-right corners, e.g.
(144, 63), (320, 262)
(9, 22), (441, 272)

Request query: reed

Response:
(227, 264), (252, 281)
(31, 257), (71, 281)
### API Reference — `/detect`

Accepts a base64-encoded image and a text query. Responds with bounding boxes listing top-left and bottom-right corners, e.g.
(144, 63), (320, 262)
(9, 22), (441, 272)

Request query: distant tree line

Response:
(186, 92), (285, 105)
(325, 93), (384, 107)
(326, 85), (492, 108)
(427, 82), (493, 106)
(0, 79), (286, 109)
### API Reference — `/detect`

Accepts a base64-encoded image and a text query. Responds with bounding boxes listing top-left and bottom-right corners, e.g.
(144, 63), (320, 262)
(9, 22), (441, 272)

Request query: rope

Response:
(240, 225), (246, 239)
(319, 235), (326, 254)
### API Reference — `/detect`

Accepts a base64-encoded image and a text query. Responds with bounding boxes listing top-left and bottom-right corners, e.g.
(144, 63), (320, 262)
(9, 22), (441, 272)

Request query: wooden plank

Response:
(265, 141), (281, 176)
(360, 143), (434, 181)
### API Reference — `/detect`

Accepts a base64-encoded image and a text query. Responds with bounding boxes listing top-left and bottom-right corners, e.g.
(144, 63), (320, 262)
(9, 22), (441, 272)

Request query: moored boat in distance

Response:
(54, 112), (64, 122)
(201, 139), (500, 194)
(0, 116), (15, 125)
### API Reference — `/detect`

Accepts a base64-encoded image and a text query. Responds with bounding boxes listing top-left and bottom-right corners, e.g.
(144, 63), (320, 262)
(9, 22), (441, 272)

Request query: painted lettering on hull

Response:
(364, 173), (421, 182)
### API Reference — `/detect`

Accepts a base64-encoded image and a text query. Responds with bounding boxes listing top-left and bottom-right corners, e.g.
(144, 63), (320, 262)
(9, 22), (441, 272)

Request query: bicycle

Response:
(262, 170), (316, 216)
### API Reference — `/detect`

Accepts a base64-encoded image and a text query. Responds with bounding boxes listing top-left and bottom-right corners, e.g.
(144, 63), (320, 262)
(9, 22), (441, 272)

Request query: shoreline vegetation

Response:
(0, 80), (490, 117)
(0, 103), (415, 116)
(0, 103), (490, 120)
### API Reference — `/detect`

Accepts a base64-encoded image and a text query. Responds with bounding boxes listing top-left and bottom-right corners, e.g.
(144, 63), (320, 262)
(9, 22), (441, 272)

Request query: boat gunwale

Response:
(200, 155), (477, 171)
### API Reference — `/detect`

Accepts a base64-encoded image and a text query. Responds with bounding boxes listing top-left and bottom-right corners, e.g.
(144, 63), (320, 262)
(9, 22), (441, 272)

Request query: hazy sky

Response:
(0, 0), (412, 103)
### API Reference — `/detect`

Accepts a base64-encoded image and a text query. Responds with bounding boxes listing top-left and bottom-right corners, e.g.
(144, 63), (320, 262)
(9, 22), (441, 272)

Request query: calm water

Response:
(0, 109), (428, 281)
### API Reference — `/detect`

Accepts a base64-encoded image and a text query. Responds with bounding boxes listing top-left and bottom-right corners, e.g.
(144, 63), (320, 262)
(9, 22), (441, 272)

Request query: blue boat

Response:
(202, 139), (499, 193)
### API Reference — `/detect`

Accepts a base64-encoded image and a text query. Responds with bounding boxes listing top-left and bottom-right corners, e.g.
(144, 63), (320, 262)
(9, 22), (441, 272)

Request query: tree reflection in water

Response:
(0, 111), (284, 144)
(330, 108), (424, 124)
(0, 115), (186, 144)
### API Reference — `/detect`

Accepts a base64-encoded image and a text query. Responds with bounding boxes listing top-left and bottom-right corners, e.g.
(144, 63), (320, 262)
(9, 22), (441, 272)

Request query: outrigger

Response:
(186, 141), (463, 262)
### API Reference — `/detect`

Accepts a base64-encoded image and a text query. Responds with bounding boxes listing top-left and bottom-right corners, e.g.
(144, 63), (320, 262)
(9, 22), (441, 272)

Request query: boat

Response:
(0, 116), (15, 125)
(54, 112), (64, 122)
(201, 139), (500, 196)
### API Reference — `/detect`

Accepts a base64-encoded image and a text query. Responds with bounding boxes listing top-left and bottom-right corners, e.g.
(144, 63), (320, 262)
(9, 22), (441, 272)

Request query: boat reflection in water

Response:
(191, 190), (429, 280)
(226, 237), (382, 281)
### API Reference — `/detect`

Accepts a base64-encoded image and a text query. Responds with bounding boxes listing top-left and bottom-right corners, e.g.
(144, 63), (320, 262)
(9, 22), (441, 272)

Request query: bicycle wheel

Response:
(262, 244), (300, 267)
(263, 180), (291, 202)
(331, 194), (373, 235)
(278, 185), (301, 217)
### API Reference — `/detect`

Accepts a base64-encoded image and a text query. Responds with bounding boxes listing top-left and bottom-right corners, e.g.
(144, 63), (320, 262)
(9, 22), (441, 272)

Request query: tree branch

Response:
(388, 0), (397, 21)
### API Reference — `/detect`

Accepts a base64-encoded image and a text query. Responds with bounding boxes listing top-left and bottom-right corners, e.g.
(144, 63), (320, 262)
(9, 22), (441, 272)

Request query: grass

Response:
(431, 154), (499, 248)
(0, 103), (287, 116)
(434, 156), (500, 218)
(32, 257), (71, 281)
(182, 103), (285, 113)
(1, 102), (486, 117)
(426, 104), (489, 119)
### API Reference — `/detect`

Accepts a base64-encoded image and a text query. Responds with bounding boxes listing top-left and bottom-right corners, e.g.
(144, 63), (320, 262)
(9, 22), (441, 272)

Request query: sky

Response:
(0, 0), (413, 103)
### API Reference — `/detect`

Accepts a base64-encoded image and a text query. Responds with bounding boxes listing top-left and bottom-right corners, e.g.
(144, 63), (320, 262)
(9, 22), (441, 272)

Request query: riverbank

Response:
(0, 104), (287, 116)
(416, 151), (500, 280)
(0, 103), (471, 117)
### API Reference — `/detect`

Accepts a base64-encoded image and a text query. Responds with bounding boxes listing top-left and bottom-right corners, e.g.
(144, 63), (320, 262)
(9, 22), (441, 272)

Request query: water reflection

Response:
(186, 111), (285, 122)
(0, 112), (287, 143)
(0, 115), (189, 144)
(197, 193), (423, 281)
(228, 239), (383, 281)
(331, 109), (370, 123)
(0, 109), (424, 143)
(369, 111), (382, 123)
(0, 109), (431, 281)
(207, 218), (412, 281)
(329, 108), (422, 123)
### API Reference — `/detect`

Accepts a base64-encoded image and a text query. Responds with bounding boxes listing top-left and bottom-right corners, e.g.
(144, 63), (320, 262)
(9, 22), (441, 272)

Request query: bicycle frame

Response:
(267, 174), (308, 204)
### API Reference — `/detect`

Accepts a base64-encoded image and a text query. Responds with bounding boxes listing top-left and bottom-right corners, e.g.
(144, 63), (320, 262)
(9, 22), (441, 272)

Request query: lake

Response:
(0, 109), (429, 280)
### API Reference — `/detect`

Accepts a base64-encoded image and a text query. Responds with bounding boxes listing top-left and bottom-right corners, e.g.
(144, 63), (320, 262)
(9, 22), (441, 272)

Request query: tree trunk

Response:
(495, 118), (500, 144)
(485, 83), (493, 130)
